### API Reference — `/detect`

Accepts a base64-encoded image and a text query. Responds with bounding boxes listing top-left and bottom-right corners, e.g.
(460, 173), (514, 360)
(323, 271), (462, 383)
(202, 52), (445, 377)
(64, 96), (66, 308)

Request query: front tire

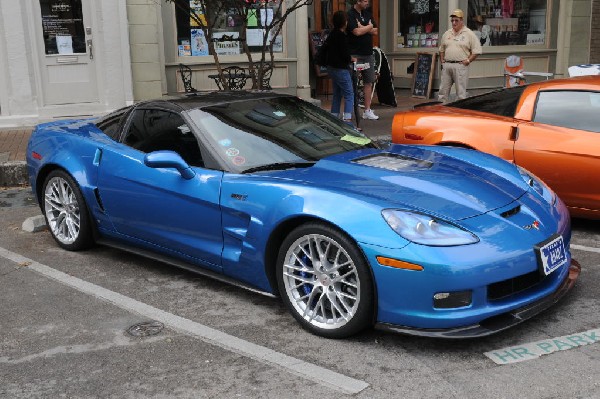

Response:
(276, 222), (374, 338)
(42, 170), (93, 251)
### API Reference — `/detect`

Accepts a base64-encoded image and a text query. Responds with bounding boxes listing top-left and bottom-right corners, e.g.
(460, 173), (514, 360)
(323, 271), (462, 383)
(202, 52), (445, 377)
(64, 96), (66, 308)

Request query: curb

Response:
(22, 215), (46, 233)
(0, 161), (28, 187)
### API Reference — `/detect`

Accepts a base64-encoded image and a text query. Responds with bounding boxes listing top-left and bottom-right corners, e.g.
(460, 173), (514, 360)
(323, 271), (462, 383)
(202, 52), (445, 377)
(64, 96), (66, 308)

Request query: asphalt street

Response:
(2, 186), (600, 398)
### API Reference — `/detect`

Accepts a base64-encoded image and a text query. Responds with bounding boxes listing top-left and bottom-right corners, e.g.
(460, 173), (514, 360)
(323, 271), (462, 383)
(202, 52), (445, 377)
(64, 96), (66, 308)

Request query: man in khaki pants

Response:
(438, 9), (482, 103)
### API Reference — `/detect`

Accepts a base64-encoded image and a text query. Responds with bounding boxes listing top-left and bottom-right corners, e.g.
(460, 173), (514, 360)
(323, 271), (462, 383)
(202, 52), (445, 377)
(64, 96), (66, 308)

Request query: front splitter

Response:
(375, 259), (581, 339)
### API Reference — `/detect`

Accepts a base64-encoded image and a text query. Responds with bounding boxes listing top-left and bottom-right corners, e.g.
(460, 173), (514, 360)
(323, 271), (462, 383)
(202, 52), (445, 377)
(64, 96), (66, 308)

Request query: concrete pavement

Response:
(0, 90), (429, 187)
(0, 127), (32, 187)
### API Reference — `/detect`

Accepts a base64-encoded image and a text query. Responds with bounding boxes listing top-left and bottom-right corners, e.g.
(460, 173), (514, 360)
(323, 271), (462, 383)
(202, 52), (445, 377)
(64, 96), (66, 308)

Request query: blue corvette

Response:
(26, 91), (580, 338)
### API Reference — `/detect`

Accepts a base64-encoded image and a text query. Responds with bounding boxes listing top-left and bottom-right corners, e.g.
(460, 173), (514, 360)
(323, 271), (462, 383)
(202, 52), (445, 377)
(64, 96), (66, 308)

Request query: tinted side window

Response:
(95, 107), (129, 141)
(533, 91), (600, 133)
(123, 109), (204, 167)
(448, 86), (526, 117)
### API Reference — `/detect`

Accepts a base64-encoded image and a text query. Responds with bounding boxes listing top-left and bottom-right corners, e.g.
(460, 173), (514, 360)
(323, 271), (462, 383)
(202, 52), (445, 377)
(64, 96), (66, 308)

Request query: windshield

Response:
(186, 96), (376, 173)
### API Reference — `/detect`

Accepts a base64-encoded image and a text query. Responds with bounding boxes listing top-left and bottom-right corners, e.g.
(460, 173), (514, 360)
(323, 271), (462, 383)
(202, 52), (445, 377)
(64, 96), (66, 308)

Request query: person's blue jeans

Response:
(327, 67), (354, 120)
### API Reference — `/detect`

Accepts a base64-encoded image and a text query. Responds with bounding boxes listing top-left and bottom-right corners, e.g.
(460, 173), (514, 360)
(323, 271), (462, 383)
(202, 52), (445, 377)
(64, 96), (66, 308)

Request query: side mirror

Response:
(144, 150), (196, 180)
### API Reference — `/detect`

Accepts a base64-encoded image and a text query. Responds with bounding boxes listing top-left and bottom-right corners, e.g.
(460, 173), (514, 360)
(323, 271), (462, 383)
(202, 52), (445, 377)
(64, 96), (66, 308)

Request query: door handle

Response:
(87, 39), (94, 60)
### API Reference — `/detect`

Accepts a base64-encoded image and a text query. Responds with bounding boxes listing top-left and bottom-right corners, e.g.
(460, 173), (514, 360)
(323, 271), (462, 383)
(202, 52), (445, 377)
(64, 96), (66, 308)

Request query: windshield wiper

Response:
(242, 162), (315, 174)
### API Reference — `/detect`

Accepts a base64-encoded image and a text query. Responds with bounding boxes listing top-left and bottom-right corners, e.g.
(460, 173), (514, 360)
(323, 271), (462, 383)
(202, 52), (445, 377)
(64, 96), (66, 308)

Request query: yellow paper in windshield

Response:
(341, 135), (371, 145)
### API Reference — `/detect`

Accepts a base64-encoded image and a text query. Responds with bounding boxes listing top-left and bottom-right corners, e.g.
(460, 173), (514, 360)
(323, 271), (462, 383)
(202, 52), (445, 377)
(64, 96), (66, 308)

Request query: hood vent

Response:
(500, 205), (521, 218)
(353, 153), (433, 172)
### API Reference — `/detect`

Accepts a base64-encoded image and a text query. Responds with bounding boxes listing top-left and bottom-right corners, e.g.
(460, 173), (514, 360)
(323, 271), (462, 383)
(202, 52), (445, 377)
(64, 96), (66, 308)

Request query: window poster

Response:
(174, 0), (284, 56)
(247, 29), (265, 46)
(56, 34), (73, 54)
(191, 29), (208, 56)
(190, 0), (206, 26)
(178, 39), (191, 56)
(260, 8), (274, 26)
(213, 32), (240, 55)
(247, 9), (258, 27)
(226, 9), (243, 27)
(268, 31), (283, 52)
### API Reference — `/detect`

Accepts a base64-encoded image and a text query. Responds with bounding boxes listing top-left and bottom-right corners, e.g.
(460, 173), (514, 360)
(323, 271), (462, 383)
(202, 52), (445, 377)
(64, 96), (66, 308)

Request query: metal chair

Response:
(259, 65), (273, 90)
(178, 63), (197, 93)
(223, 66), (248, 90)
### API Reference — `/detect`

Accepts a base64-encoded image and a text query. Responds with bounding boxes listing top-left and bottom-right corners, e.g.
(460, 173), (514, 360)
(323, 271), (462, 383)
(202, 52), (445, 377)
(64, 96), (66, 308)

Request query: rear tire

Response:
(276, 222), (374, 338)
(42, 170), (93, 251)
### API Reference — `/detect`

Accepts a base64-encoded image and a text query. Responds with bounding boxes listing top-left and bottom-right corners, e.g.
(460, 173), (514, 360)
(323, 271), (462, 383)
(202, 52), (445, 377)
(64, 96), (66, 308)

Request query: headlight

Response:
(517, 166), (556, 204)
(382, 209), (479, 246)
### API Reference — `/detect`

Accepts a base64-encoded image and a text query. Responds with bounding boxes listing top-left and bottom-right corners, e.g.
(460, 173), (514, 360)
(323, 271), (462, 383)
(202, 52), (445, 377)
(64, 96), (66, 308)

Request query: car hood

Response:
(269, 146), (527, 221)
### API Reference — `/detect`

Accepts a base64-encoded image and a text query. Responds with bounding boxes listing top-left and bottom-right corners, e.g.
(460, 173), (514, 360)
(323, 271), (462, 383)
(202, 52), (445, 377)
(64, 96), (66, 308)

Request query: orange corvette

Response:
(392, 76), (600, 219)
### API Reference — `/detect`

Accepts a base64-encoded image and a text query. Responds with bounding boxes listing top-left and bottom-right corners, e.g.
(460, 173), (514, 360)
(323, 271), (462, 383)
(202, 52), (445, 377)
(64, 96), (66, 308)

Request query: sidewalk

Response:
(0, 90), (429, 187)
(0, 127), (33, 187)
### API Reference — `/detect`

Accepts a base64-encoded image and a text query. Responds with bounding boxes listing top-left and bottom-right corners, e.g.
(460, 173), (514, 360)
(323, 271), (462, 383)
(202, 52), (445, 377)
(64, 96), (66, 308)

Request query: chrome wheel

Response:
(282, 233), (361, 331)
(44, 175), (81, 245)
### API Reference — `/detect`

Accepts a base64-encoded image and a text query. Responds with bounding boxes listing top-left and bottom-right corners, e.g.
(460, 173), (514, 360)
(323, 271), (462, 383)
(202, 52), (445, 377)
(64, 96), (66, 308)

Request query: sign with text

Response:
(39, 0), (85, 55)
(411, 52), (436, 98)
(485, 328), (600, 365)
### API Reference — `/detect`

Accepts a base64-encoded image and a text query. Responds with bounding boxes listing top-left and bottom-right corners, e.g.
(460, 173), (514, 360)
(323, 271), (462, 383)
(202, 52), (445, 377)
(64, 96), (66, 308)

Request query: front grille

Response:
(488, 270), (544, 301)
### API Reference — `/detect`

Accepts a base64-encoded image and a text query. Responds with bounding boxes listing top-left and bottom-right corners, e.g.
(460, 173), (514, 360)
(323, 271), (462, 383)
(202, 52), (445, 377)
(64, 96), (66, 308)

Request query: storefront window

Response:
(39, 0), (86, 55)
(467, 0), (548, 46)
(398, 0), (440, 49)
(175, 1), (283, 57)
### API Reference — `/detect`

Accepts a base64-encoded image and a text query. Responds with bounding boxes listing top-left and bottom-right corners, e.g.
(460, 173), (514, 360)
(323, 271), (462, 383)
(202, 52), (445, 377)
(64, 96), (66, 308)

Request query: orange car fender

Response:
(391, 113), (405, 137)
(430, 129), (494, 152)
(391, 112), (450, 143)
(392, 115), (508, 158)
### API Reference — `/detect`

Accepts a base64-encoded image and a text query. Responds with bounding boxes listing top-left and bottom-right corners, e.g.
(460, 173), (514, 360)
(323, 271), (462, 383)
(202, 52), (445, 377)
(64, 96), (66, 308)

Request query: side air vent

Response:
(94, 188), (105, 212)
(500, 205), (520, 218)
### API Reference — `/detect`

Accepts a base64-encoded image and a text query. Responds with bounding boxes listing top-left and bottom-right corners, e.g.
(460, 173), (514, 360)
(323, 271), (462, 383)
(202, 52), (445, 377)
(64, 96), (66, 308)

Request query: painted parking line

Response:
(571, 244), (600, 254)
(484, 328), (600, 365)
(0, 246), (369, 395)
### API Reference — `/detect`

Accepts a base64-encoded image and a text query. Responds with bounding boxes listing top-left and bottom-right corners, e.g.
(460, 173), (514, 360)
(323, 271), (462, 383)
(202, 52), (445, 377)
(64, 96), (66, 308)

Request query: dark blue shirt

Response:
(324, 30), (351, 68)
(346, 7), (377, 56)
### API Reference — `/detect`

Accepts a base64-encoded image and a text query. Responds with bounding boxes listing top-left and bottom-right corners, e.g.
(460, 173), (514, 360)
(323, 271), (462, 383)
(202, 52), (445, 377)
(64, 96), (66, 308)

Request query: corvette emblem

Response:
(524, 220), (540, 230)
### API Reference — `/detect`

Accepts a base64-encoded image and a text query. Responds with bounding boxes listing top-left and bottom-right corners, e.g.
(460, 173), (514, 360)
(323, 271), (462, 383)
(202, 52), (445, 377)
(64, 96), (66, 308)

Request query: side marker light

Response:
(376, 256), (424, 271)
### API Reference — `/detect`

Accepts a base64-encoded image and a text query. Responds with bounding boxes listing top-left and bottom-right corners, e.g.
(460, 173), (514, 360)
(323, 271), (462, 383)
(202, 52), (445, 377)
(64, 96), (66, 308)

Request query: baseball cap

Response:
(450, 9), (464, 19)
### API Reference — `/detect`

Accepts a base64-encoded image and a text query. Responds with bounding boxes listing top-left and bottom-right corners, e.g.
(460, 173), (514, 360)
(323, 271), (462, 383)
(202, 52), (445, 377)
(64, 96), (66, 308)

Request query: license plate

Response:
(535, 234), (568, 276)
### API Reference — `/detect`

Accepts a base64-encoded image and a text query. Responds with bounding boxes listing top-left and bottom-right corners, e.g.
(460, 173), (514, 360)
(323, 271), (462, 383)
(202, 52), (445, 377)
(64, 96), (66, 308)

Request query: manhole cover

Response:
(126, 321), (164, 337)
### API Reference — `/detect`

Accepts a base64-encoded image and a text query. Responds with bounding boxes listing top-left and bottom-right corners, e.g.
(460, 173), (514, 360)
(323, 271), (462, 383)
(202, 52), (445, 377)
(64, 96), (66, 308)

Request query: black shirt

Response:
(346, 7), (377, 56)
(324, 30), (351, 69)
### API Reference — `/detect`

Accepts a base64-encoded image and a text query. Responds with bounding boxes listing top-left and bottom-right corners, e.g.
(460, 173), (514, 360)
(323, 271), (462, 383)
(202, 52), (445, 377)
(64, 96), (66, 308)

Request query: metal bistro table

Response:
(208, 66), (249, 90)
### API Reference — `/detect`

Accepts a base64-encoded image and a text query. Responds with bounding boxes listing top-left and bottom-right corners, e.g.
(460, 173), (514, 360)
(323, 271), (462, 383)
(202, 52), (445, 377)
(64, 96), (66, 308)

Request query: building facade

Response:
(311, 0), (594, 92)
(0, 0), (133, 127)
(0, 0), (596, 127)
(156, 1), (311, 99)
